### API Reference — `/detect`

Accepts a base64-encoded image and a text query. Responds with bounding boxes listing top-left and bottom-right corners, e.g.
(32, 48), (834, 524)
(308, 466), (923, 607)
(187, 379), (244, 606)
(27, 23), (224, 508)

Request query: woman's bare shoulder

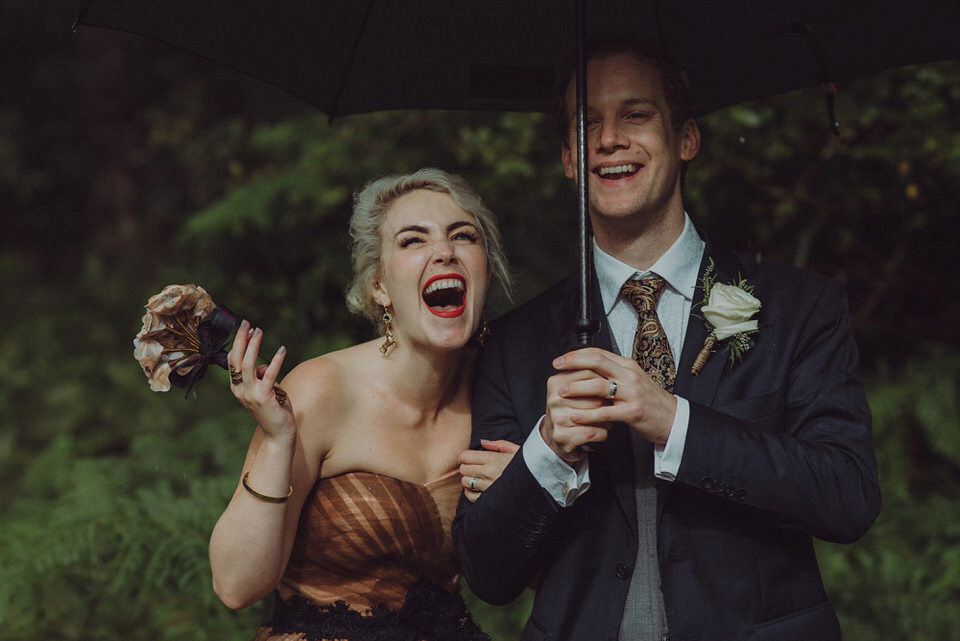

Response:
(279, 341), (380, 434)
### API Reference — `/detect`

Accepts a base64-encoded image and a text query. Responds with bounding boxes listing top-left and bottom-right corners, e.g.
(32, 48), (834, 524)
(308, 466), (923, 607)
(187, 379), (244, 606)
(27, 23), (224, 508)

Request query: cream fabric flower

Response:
(702, 282), (761, 340)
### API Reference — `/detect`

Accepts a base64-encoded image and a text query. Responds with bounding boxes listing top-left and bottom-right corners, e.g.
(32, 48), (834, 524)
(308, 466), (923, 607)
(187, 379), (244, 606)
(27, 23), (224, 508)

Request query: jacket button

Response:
(700, 476), (716, 490)
(615, 564), (631, 580)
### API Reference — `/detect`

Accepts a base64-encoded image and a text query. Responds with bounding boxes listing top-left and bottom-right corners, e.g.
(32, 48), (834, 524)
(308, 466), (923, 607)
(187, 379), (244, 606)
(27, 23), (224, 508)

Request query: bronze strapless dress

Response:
(251, 470), (488, 641)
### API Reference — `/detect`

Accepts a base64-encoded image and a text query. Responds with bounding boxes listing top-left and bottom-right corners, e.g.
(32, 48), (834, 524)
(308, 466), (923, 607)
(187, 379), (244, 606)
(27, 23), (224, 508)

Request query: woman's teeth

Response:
(424, 278), (464, 296)
(423, 278), (465, 309)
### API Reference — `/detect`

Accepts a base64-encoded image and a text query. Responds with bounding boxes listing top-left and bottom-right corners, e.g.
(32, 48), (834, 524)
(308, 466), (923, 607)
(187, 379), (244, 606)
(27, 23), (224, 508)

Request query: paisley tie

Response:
(620, 277), (676, 393)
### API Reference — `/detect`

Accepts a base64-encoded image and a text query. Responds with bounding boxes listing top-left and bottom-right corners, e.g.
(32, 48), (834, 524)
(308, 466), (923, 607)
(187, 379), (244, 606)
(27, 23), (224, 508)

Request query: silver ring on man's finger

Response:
(606, 380), (618, 399)
(469, 476), (480, 492)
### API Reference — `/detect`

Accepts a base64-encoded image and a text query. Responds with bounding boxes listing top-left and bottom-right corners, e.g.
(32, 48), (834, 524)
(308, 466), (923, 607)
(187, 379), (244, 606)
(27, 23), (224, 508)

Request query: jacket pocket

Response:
(715, 387), (783, 426)
(749, 600), (840, 641)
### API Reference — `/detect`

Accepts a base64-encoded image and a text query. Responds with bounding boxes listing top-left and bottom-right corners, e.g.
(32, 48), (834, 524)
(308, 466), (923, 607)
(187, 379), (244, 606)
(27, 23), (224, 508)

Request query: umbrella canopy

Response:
(74, 0), (960, 345)
(76, 0), (960, 118)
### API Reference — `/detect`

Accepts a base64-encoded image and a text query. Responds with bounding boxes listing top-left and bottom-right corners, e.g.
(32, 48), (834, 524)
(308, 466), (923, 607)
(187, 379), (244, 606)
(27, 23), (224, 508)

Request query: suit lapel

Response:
(659, 239), (745, 517)
(674, 239), (745, 407)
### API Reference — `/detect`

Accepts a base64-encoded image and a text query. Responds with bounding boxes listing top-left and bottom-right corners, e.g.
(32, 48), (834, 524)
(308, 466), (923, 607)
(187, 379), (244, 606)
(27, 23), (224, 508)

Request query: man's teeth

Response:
(597, 164), (638, 177)
(424, 278), (464, 295)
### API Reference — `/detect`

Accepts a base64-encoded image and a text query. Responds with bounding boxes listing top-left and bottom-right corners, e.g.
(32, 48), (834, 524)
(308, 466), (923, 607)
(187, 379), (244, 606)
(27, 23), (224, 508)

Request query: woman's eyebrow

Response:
(394, 224), (428, 237)
(394, 220), (475, 237)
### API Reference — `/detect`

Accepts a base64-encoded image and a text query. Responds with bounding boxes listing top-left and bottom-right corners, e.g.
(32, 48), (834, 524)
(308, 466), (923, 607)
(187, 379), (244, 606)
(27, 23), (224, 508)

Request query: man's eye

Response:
(627, 111), (652, 121)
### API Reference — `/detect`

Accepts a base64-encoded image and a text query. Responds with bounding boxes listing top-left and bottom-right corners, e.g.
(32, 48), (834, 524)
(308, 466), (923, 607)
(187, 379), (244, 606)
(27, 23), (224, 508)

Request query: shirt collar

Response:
(593, 213), (705, 315)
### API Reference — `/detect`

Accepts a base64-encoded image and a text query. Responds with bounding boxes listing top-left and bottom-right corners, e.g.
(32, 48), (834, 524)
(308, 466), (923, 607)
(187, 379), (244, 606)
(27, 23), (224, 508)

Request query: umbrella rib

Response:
(327, 0), (378, 121)
(652, 0), (666, 58)
(71, 0), (97, 32)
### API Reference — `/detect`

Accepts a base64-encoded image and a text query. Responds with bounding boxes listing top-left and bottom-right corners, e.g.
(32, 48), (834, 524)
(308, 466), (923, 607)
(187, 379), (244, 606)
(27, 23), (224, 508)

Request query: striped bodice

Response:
(276, 470), (462, 612)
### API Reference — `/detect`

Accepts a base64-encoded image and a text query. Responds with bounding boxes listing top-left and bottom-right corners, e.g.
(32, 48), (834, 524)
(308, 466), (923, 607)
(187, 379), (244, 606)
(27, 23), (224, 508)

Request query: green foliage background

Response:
(2, 4), (959, 639)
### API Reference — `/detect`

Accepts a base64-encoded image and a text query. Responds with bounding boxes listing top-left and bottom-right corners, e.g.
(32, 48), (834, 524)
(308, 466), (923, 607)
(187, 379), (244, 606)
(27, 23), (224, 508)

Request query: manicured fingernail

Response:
(558, 385), (568, 396)
(553, 357), (564, 367)
(277, 345), (286, 355)
(254, 327), (262, 336)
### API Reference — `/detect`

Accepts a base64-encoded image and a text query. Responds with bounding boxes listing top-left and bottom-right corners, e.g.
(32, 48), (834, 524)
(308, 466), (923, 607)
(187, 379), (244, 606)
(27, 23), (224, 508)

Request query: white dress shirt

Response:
(523, 214), (705, 505)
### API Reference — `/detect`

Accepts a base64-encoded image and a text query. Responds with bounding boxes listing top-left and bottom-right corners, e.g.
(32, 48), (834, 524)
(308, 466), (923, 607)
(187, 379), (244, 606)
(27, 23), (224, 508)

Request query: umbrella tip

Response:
(822, 82), (840, 136)
(72, 0), (96, 34)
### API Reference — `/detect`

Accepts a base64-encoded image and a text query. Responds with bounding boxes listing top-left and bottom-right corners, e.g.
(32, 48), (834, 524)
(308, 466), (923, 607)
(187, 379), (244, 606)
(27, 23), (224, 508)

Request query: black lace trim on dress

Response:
(261, 576), (490, 641)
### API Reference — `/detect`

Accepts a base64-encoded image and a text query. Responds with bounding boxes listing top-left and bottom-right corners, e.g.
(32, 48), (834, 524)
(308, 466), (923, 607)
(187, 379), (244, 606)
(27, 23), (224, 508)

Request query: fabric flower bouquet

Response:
(133, 284), (285, 403)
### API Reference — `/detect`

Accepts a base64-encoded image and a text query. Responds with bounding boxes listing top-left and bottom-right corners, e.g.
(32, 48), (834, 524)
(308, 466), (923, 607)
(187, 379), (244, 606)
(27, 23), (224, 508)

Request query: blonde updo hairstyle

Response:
(346, 168), (511, 330)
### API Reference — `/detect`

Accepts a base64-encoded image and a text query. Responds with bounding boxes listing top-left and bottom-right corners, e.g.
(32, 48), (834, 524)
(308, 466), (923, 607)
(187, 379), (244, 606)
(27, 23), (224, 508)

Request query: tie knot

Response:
(620, 276), (667, 313)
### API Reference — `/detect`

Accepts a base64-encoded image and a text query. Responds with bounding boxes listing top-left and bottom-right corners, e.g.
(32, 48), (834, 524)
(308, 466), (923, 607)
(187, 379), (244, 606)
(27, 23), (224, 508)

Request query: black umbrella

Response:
(74, 0), (960, 344)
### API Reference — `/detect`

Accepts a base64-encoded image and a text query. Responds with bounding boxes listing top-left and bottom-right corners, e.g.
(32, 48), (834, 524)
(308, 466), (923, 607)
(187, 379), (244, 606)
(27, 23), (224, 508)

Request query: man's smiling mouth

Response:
(595, 164), (640, 179)
(422, 275), (466, 317)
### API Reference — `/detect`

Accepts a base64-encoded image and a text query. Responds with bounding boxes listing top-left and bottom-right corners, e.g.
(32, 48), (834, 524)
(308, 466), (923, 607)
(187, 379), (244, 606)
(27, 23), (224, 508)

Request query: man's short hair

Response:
(553, 37), (695, 144)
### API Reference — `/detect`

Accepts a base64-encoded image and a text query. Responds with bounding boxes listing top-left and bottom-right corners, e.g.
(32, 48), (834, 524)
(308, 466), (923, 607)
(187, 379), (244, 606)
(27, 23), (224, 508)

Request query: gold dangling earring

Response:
(379, 306), (396, 357)
(470, 315), (490, 348)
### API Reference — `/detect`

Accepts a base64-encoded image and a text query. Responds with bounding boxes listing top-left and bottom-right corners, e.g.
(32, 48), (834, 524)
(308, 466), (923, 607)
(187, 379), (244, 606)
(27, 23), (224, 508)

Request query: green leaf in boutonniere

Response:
(691, 259), (761, 375)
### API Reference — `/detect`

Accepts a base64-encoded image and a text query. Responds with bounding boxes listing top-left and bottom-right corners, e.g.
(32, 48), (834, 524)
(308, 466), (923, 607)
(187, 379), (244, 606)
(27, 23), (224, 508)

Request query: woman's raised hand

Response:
(227, 320), (295, 440)
(459, 439), (520, 503)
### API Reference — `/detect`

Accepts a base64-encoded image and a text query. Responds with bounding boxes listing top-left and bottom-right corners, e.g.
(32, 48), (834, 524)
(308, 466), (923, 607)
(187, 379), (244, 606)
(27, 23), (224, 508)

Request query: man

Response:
(453, 40), (880, 641)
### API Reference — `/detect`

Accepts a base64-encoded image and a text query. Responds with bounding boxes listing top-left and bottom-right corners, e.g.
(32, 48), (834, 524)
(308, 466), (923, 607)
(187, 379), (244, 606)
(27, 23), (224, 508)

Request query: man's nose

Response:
(597, 119), (627, 152)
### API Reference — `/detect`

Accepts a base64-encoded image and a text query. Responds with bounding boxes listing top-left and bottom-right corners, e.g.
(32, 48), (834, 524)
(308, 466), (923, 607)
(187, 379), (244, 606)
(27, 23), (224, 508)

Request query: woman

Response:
(209, 168), (516, 641)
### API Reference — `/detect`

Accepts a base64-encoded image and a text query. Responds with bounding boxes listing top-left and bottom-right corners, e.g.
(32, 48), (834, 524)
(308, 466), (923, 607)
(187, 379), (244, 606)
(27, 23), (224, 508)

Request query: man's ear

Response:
(679, 119), (701, 162)
(561, 143), (577, 180)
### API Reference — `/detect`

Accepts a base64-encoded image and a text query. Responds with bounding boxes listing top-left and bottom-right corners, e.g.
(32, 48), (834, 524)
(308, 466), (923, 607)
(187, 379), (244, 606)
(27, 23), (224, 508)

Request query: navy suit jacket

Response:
(453, 238), (880, 641)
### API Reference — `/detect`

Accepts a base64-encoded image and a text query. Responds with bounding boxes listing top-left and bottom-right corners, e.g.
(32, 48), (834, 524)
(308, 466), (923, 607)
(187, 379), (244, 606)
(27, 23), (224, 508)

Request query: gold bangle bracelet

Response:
(241, 472), (293, 503)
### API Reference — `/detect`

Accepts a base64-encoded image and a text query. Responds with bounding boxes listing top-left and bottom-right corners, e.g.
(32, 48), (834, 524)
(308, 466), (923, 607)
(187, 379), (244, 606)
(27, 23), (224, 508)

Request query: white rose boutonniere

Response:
(692, 260), (761, 375)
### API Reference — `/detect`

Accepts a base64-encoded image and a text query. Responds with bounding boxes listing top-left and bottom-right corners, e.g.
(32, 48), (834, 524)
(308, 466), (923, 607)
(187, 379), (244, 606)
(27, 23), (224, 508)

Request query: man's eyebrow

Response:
(622, 99), (658, 109)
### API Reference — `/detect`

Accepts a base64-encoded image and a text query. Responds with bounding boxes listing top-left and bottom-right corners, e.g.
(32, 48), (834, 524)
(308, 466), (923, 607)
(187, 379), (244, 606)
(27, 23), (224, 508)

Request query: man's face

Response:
(561, 53), (699, 230)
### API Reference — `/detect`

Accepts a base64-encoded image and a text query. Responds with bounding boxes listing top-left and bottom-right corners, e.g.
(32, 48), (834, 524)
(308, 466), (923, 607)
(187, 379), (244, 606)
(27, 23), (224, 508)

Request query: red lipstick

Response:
(422, 274), (467, 318)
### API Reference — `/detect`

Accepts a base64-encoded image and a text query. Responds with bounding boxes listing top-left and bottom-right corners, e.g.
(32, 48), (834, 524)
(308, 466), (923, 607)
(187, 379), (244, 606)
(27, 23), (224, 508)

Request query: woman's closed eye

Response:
(451, 230), (479, 243)
(398, 235), (425, 248)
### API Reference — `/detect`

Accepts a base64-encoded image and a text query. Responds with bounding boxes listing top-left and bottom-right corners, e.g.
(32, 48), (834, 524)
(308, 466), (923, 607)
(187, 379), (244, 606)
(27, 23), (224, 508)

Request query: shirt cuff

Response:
(654, 395), (689, 482)
(522, 416), (591, 507)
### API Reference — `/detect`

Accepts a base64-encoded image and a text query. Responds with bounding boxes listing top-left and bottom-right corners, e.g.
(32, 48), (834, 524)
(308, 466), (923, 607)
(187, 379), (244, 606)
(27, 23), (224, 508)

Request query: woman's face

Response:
(373, 189), (490, 352)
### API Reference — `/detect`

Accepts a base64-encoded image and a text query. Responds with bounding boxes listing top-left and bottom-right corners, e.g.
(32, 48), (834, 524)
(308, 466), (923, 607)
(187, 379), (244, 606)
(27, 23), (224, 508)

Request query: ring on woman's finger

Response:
(229, 365), (243, 385)
(606, 379), (618, 399)
(468, 476), (480, 492)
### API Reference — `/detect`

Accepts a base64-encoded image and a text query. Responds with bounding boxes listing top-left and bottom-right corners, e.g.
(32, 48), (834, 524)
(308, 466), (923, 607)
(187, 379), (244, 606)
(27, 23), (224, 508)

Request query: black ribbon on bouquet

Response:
(169, 304), (238, 397)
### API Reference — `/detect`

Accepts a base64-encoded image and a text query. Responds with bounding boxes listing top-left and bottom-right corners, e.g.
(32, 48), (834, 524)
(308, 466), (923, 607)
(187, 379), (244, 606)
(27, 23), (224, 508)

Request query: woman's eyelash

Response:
(399, 236), (423, 247)
(398, 231), (477, 247)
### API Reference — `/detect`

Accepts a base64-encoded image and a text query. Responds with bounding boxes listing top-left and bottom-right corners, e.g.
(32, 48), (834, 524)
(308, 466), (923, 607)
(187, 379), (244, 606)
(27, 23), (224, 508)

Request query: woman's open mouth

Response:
(422, 274), (466, 318)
